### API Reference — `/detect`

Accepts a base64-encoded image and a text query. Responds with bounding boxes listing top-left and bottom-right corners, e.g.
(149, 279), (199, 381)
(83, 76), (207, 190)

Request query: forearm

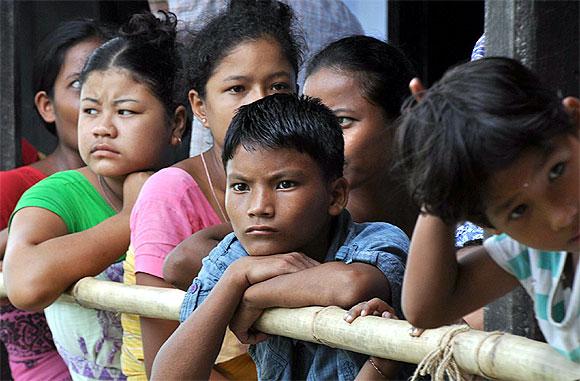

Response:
(141, 317), (179, 377)
(355, 357), (401, 380)
(163, 242), (203, 290)
(402, 214), (459, 325)
(151, 270), (247, 380)
(402, 215), (517, 327)
(5, 212), (130, 310)
(163, 223), (231, 290)
(244, 262), (391, 310)
(136, 272), (179, 377)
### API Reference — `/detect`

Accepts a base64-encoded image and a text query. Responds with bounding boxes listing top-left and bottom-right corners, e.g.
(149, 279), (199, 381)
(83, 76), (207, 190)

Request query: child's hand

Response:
(343, 297), (426, 336)
(347, 299), (403, 379)
(229, 298), (268, 344)
(344, 297), (397, 324)
(122, 171), (153, 213)
(230, 252), (319, 287)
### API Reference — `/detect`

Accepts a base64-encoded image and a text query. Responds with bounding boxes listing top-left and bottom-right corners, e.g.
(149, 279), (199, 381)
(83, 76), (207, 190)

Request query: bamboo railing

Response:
(0, 274), (578, 381)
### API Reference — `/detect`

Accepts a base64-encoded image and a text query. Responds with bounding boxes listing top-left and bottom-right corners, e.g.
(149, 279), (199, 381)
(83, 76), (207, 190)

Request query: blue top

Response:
(455, 221), (485, 248)
(471, 34), (486, 61)
(180, 210), (409, 381)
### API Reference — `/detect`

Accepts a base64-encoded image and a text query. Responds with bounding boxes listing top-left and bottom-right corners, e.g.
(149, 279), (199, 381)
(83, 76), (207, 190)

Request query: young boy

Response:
(397, 57), (579, 363)
(151, 94), (409, 380)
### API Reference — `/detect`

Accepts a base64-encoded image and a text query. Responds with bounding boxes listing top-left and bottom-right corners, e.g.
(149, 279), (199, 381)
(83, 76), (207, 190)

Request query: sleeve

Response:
(131, 169), (216, 279)
(483, 234), (530, 280)
(0, 171), (27, 229)
(178, 233), (247, 322)
(20, 138), (40, 166)
(10, 174), (75, 232)
(336, 222), (409, 317)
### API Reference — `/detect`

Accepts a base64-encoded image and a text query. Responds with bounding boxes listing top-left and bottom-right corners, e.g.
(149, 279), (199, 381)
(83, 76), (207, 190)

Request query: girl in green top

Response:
(4, 12), (186, 381)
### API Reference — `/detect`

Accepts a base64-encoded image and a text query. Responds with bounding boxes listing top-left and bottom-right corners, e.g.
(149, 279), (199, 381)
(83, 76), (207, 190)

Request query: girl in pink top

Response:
(127, 1), (303, 378)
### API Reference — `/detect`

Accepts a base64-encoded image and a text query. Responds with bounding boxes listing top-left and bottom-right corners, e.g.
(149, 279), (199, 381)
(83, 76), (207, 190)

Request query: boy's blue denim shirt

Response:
(180, 210), (409, 381)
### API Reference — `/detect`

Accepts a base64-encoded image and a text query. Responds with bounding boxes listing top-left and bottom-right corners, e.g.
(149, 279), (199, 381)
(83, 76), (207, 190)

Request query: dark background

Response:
(15, 0), (484, 155)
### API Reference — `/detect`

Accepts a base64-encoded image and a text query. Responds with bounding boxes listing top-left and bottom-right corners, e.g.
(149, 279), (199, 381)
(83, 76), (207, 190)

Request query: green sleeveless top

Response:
(12, 170), (126, 380)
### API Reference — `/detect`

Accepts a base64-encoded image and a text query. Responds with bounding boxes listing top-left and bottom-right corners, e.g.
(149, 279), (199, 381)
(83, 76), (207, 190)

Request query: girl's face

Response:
(190, 38), (296, 150)
(45, 38), (102, 149)
(485, 134), (579, 253)
(303, 68), (392, 190)
(78, 68), (174, 178)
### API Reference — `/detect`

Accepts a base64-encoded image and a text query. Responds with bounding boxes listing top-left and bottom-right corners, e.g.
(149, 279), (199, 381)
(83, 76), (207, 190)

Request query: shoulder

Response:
(348, 221), (410, 254)
(0, 166), (46, 199)
(146, 166), (196, 187)
(484, 234), (533, 278)
(484, 234), (526, 260)
(334, 221), (408, 278)
(12, 169), (112, 232)
(137, 167), (204, 204)
(0, 165), (44, 182)
(0, 166), (46, 227)
(19, 170), (88, 199)
(203, 233), (248, 271)
(131, 167), (218, 229)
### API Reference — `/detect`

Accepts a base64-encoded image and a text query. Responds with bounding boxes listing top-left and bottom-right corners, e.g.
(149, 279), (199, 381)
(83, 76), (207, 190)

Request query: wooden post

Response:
(0, 0), (20, 170)
(0, 2), (18, 377)
(483, 0), (579, 338)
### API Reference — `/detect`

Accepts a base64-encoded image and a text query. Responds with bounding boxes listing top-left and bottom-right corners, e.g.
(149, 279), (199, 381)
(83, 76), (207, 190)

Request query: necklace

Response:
(201, 151), (229, 222)
(98, 175), (122, 212)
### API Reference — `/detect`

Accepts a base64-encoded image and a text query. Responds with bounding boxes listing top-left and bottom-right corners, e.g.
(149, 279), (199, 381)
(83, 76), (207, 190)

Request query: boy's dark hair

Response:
(186, 0), (304, 99)
(80, 12), (184, 122)
(33, 19), (112, 135)
(222, 94), (344, 181)
(306, 35), (417, 120)
(396, 57), (575, 227)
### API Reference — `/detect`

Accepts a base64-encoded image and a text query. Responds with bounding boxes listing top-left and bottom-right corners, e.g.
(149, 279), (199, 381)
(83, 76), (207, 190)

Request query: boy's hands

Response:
(230, 252), (319, 288)
(227, 252), (319, 344)
(229, 299), (268, 344)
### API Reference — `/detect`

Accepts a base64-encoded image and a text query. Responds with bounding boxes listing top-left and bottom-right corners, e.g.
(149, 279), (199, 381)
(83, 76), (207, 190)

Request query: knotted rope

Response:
(411, 325), (471, 381)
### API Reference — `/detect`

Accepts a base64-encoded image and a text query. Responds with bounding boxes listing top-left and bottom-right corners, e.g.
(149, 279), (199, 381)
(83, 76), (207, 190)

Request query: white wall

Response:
(343, 0), (387, 41)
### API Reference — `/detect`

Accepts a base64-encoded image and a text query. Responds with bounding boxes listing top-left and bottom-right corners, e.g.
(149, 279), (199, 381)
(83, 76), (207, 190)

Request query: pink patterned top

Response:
(130, 167), (221, 279)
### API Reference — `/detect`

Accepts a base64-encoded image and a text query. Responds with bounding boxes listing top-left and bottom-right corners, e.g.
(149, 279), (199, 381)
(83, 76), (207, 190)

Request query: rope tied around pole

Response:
(474, 330), (505, 380)
(411, 324), (471, 381)
(311, 306), (336, 347)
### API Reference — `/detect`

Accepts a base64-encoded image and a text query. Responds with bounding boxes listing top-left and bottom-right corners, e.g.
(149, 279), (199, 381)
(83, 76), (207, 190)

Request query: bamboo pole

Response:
(0, 274), (184, 320)
(0, 274), (578, 380)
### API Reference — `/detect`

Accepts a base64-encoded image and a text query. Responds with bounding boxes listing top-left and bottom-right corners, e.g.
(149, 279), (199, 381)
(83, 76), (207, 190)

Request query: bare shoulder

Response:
(173, 156), (205, 184)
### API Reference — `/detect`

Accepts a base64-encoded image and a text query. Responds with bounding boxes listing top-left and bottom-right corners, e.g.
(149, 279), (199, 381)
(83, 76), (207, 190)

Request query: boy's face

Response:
(485, 134), (579, 253)
(225, 146), (347, 258)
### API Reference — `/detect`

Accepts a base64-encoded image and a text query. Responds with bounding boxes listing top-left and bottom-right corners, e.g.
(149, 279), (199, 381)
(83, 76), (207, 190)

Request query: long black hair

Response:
(33, 19), (112, 135)
(80, 11), (184, 121)
(306, 35), (416, 120)
(396, 57), (574, 226)
(186, 0), (304, 99)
